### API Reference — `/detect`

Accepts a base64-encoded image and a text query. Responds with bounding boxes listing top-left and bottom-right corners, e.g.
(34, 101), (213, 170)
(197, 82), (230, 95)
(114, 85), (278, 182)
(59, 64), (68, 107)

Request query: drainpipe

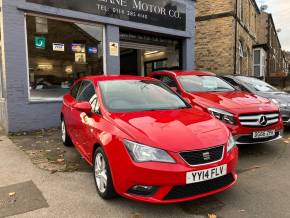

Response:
(234, 0), (238, 74)
(266, 15), (270, 82)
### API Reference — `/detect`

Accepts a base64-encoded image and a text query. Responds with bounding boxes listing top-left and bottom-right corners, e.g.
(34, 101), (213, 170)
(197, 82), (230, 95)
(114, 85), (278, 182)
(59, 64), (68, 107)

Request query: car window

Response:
(178, 75), (235, 92)
(222, 77), (248, 92)
(152, 74), (162, 80)
(99, 80), (189, 112)
(70, 81), (81, 98)
(160, 75), (179, 89)
(237, 76), (278, 92)
(77, 81), (96, 102)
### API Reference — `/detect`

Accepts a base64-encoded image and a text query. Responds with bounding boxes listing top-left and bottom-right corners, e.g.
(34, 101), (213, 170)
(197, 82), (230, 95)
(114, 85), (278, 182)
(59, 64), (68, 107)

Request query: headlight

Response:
(124, 140), (176, 163)
(227, 134), (236, 153)
(208, 108), (236, 125)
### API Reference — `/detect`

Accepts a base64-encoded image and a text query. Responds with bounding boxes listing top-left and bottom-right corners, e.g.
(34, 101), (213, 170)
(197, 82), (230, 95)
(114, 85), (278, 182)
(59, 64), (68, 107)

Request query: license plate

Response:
(253, 130), (275, 139)
(186, 165), (227, 184)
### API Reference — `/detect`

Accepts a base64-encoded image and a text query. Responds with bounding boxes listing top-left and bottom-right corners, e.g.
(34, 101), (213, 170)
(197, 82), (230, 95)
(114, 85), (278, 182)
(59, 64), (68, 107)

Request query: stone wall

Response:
(195, 16), (235, 74)
(196, 0), (233, 17)
(195, 0), (260, 75)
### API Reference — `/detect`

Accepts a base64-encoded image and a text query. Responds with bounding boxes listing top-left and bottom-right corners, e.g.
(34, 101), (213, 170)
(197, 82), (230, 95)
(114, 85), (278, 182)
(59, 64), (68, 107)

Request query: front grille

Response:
(180, 146), (224, 166)
(236, 132), (280, 144)
(164, 174), (235, 200)
(239, 113), (279, 127)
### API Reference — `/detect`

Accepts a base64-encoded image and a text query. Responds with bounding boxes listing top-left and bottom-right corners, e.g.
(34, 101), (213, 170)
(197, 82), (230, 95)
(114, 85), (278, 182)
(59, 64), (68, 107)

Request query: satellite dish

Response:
(260, 5), (268, 12)
(277, 28), (282, 33)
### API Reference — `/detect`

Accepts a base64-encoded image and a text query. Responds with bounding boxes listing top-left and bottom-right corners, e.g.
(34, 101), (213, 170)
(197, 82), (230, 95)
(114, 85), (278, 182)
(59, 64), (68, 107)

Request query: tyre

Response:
(93, 147), (117, 199)
(61, 118), (73, 147)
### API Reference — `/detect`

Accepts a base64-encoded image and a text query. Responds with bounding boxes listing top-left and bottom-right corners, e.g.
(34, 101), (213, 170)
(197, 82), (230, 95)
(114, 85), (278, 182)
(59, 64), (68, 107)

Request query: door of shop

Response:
(119, 31), (181, 76)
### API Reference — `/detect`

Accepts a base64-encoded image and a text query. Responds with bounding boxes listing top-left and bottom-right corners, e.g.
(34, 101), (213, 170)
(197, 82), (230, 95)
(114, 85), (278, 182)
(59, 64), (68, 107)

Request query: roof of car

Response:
(80, 75), (156, 82)
(150, 70), (216, 77)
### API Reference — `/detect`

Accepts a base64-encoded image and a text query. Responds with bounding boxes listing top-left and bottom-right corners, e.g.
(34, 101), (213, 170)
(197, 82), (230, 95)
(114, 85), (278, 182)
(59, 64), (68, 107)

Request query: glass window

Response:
(160, 75), (178, 89)
(26, 15), (104, 101)
(178, 76), (235, 92)
(36, 17), (48, 34)
(77, 81), (96, 102)
(99, 80), (188, 112)
(237, 76), (278, 92)
(70, 81), (82, 99)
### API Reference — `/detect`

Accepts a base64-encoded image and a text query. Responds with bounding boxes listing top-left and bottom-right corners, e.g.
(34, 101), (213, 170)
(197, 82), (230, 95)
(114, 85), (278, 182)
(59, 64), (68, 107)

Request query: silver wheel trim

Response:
(94, 153), (108, 194)
(61, 120), (66, 143)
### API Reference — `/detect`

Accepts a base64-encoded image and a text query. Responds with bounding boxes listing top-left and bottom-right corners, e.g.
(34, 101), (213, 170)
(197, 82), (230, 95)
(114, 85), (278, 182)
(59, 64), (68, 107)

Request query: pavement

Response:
(0, 128), (290, 218)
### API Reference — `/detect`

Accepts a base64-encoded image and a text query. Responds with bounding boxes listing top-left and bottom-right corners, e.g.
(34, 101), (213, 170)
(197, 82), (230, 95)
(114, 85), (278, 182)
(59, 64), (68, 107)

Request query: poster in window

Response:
(109, 42), (119, 57)
(75, 53), (86, 64)
(72, 43), (86, 53)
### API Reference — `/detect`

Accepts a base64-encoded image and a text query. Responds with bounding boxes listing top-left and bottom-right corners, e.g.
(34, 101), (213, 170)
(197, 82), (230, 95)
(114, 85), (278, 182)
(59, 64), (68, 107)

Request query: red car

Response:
(61, 75), (238, 203)
(149, 71), (283, 144)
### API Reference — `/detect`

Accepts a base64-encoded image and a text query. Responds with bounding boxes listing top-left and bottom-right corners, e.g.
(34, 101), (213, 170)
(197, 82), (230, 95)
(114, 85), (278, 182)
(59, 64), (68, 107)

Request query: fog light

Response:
(128, 185), (157, 197)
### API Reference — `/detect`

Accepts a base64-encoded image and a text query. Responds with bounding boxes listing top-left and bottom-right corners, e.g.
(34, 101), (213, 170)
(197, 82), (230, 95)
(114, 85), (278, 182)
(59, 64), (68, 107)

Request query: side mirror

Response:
(73, 102), (92, 114)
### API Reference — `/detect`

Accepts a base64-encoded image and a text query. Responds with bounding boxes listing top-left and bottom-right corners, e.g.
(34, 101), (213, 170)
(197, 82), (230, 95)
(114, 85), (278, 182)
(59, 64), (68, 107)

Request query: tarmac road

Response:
(1, 128), (290, 218)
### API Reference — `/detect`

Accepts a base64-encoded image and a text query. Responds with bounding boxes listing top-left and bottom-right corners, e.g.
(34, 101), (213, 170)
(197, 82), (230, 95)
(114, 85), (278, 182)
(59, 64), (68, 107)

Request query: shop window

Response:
(26, 15), (104, 101)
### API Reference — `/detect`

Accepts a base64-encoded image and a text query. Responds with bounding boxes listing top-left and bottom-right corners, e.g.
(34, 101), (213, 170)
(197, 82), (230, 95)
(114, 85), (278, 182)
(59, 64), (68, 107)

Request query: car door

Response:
(71, 80), (96, 155)
(63, 81), (81, 137)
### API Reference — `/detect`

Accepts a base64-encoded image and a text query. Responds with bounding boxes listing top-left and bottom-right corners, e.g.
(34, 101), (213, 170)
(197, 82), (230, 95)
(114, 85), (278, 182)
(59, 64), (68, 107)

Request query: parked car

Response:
(149, 70), (283, 145)
(61, 75), (238, 203)
(221, 75), (290, 126)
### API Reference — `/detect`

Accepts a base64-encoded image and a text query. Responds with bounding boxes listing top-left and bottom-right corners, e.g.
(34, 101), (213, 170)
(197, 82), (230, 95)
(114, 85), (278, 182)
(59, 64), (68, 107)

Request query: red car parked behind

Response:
(61, 75), (238, 203)
(149, 71), (283, 144)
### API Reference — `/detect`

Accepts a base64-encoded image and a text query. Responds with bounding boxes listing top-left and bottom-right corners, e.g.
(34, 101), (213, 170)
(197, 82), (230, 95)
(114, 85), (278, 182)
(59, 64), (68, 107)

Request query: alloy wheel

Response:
(94, 153), (108, 193)
(61, 120), (66, 143)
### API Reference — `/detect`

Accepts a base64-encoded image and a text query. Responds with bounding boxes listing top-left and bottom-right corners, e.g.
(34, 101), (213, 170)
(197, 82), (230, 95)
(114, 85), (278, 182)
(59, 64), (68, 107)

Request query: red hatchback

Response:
(149, 71), (283, 145)
(61, 75), (238, 203)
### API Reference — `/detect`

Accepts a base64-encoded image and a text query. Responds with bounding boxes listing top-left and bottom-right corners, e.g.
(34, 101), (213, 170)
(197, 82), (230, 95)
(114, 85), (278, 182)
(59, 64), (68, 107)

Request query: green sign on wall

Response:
(34, 36), (46, 49)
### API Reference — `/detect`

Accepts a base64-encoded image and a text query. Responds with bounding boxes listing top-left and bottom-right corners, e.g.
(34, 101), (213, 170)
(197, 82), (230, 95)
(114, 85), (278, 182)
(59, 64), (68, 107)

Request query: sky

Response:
(257, 0), (290, 51)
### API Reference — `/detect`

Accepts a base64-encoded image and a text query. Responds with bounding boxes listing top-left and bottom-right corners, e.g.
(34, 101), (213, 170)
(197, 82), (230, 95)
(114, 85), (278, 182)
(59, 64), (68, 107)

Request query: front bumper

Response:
(233, 131), (283, 145)
(280, 108), (290, 126)
(115, 147), (238, 203)
(226, 121), (284, 145)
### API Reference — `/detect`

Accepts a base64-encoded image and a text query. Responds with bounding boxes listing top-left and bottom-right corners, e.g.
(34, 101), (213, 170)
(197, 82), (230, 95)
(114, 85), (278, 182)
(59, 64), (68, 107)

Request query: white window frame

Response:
(253, 48), (266, 78)
(237, 41), (244, 75)
(24, 13), (106, 102)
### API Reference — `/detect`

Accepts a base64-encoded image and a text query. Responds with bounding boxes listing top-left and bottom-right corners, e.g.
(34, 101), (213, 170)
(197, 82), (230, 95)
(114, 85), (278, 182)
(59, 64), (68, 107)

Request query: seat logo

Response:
(202, 152), (211, 161)
(259, 115), (268, 126)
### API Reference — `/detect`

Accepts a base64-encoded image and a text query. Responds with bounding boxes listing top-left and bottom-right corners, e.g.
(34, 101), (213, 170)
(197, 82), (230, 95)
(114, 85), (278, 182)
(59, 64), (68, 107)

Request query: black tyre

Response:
(93, 147), (117, 199)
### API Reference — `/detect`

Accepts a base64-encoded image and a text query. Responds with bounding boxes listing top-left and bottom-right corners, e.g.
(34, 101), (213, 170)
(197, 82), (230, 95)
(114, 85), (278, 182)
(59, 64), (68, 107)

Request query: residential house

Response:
(195, 0), (260, 75)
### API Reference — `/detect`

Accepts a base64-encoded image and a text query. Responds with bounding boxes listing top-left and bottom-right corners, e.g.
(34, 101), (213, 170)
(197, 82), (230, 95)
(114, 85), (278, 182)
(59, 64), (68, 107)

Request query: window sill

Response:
(28, 98), (63, 104)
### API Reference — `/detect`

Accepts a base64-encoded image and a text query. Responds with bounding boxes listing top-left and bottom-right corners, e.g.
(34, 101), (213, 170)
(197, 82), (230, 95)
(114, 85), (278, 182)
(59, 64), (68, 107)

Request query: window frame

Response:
(25, 13), (106, 103)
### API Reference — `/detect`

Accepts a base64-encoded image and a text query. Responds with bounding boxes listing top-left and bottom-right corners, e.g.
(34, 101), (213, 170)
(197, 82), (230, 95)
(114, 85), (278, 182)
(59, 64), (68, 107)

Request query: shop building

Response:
(0, 0), (195, 133)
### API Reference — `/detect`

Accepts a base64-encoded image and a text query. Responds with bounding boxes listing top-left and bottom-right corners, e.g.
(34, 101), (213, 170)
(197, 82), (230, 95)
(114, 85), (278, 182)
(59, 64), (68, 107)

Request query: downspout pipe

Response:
(234, 0), (238, 74)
